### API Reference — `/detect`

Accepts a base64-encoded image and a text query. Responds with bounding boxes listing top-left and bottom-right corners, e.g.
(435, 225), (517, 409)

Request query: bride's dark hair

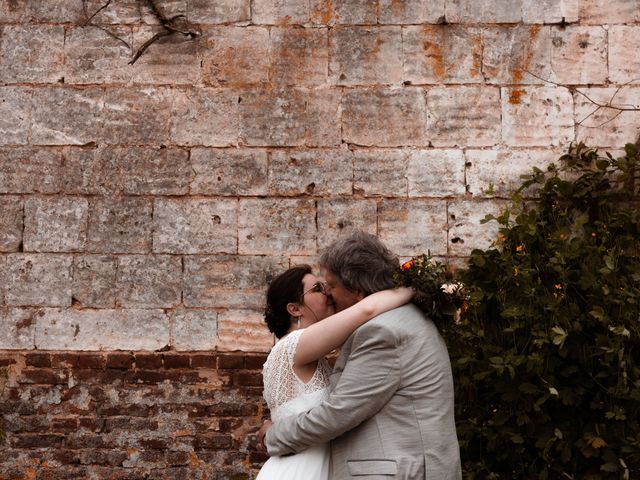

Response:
(264, 265), (312, 339)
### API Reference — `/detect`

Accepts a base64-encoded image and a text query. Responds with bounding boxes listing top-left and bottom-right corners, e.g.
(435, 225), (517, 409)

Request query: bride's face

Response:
(299, 274), (335, 325)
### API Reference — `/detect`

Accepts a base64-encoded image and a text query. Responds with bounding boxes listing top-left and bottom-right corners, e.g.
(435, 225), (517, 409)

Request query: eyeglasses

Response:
(301, 281), (326, 299)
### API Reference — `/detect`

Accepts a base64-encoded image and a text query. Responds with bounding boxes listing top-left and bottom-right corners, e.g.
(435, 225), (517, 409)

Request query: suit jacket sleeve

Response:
(265, 321), (401, 456)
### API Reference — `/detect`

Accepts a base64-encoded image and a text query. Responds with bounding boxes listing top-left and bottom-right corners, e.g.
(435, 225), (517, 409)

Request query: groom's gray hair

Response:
(319, 231), (398, 296)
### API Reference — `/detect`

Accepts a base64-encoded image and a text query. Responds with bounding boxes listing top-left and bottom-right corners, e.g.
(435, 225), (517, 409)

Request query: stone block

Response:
(35, 308), (170, 351)
(502, 86), (575, 147)
(481, 26), (552, 84)
(153, 199), (238, 254)
(5, 254), (72, 307)
(268, 149), (352, 196)
(0, 87), (31, 145)
(465, 149), (561, 197)
(403, 25), (483, 85)
(72, 255), (117, 308)
(0, 147), (64, 193)
(379, 0), (446, 24)
(86, 197), (153, 253)
(305, 88), (342, 147)
(217, 309), (273, 353)
(310, 0), (377, 24)
(238, 199), (317, 255)
(522, 0), (579, 23)
(31, 87), (102, 146)
(101, 87), (172, 145)
(353, 149), (408, 197)
(317, 199), (377, 249)
(122, 147), (191, 195)
(0, 0), (30, 22)
(408, 150), (466, 197)
(190, 148), (268, 196)
(0, 254), (4, 303)
(139, 0), (187, 24)
(183, 255), (288, 309)
(116, 255), (182, 308)
(239, 88), (306, 146)
(82, 0), (141, 24)
(130, 26), (202, 85)
(448, 199), (507, 256)
(271, 27), (328, 86)
(342, 88), (427, 147)
(29, 0), (84, 22)
(329, 27), (402, 86)
(62, 147), (121, 195)
(574, 87), (640, 148)
(23, 197), (89, 253)
(378, 200), (448, 256)
(201, 27), (270, 87)
(579, 0), (640, 24)
(550, 26), (607, 85)
(0, 307), (37, 349)
(427, 87), (501, 147)
(609, 26), (640, 84)
(445, 0), (523, 23)
(171, 309), (218, 351)
(170, 88), (240, 146)
(0, 25), (65, 83)
(251, 0), (309, 25)
(64, 26), (133, 85)
(0, 196), (23, 252)
(189, 0), (250, 23)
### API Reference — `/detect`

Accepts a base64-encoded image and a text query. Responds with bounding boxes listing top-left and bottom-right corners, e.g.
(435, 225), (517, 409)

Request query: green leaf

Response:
(590, 307), (606, 321)
(551, 326), (568, 346)
(600, 462), (620, 472)
(609, 325), (631, 338)
(624, 142), (638, 157)
(519, 383), (538, 394)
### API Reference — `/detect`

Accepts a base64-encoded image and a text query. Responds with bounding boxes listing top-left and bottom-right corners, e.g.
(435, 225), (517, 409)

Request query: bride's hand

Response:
(256, 419), (273, 452)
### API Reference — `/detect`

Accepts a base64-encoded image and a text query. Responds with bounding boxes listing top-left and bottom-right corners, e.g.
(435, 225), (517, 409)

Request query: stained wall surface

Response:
(0, 0), (639, 478)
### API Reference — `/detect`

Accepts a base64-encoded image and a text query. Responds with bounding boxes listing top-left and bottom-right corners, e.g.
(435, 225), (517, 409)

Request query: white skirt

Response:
(256, 442), (329, 480)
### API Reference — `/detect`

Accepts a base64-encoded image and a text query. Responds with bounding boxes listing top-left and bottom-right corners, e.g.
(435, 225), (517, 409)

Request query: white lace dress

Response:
(256, 329), (332, 480)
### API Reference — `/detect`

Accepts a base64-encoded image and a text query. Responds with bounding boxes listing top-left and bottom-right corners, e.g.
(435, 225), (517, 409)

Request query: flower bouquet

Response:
(393, 254), (467, 329)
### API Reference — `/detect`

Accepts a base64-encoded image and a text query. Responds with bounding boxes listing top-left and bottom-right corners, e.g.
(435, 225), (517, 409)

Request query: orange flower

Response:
(516, 245), (525, 252)
(554, 284), (562, 290)
(401, 259), (415, 271)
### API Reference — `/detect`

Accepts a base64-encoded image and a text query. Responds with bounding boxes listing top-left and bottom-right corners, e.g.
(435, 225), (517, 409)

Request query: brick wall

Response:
(0, 351), (268, 479)
(1, 0), (639, 478)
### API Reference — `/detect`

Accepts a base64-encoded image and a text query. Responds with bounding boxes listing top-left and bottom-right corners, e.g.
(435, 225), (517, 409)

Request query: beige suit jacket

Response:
(265, 304), (462, 479)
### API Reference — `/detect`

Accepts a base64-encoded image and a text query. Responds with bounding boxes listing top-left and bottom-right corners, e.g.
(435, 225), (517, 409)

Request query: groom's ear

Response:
(286, 302), (301, 318)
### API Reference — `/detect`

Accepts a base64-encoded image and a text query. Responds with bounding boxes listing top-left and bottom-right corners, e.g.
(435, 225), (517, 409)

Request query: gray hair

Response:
(319, 231), (398, 296)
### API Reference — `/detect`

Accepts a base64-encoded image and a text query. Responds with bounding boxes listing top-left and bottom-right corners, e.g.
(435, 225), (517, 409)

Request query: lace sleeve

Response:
(262, 330), (304, 412)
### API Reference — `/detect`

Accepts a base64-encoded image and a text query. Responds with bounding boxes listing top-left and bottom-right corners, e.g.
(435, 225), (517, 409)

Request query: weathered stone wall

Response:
(1, 0), (639, 478)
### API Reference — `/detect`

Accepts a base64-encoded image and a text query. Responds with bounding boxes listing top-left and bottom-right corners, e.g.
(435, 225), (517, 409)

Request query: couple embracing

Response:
(255, 231), (461, 480)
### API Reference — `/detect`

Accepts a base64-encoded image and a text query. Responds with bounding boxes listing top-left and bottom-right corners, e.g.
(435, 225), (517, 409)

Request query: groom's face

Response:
(323, 270), (363, 312)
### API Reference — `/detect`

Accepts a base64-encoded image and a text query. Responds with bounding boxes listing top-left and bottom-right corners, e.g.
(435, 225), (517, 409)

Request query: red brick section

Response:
(0, 351), (270, 479)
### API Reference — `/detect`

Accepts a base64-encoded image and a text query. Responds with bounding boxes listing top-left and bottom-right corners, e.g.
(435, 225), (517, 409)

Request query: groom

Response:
(262, 231), (462, 479)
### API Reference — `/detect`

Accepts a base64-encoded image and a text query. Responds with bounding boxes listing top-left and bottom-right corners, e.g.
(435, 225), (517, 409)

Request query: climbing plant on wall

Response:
(448, 141), (640, 479)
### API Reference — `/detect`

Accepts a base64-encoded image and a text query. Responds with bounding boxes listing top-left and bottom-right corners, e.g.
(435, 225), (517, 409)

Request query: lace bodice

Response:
(262, 329), (331, 423)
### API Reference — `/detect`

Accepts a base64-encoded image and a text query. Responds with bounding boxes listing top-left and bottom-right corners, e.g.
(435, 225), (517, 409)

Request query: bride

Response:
(256, 265), (412, 480)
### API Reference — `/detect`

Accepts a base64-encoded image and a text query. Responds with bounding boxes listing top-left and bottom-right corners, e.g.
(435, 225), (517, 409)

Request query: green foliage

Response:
(445, 142), (640, 479)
